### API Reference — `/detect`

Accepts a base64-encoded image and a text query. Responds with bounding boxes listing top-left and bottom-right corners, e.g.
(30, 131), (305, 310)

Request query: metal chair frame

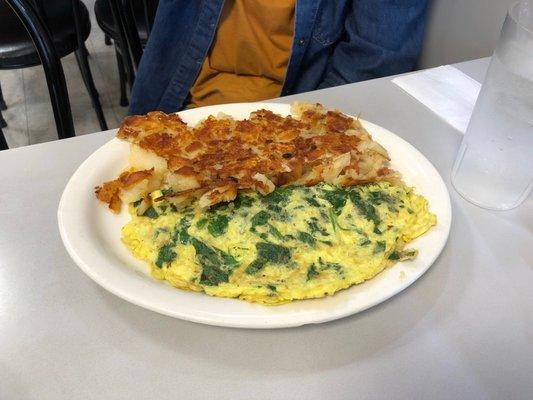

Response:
(0, 0), (109, 151)
(107, 0), (157, 92)
(1, 0), (74, 150)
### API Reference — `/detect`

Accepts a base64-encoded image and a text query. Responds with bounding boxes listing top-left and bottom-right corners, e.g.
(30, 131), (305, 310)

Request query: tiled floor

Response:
(0, 0), (129, 149)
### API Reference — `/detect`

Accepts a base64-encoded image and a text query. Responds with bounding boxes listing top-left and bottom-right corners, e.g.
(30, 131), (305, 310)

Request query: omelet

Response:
(121, 181), (436, 304)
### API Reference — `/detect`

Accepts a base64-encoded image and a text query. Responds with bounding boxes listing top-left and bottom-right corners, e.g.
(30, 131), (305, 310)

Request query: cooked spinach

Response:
(307, 218), (330, 236)
(173, 217), (191, 244)
(297, 231), (316, 247)
(256, 242), (291, 264)
(155, 244), (177, 268)
(304, 196), (321, 207)
(368, 190), (396, 205)
(327, 208), (341, 233)
(322, 188), (347, 215)
(349, 191), (381, 233)
(262, 186), (293, 204)
(233, 194), (254, 209)
(132, 199), (142, 207)
(207, 214), (229, 237)
(318, 257), (343, 273)
(266, 284), (277, 292)
(268, 224), (284, 240)
(191, 238), (239, 286)
(245, 258), (267, 275)
(251, 210), (270, 229)
(142, 206), (159, 219)
(373, 241), (386, 254)
(359, 238), (371, 246)
(388, 249), (417, 261)
(388, 251), (400, 260)
(196, 218), (208, 229)
(307, 264), (319, 281)
(245, 242), (292, 275)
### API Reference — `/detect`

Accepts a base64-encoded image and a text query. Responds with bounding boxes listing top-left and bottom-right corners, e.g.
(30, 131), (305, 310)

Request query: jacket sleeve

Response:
(318, 0), (429, 88)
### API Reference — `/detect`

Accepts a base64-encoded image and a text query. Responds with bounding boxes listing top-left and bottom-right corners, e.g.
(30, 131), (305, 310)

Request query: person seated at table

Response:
(129, 0), (429, 114)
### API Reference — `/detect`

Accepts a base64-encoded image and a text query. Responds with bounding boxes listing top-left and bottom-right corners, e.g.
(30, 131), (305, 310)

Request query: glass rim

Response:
(509, 0), (533, 35)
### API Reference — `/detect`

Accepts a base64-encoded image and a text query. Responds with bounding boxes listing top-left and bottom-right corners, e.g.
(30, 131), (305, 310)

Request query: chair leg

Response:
(115, 47), (129, 107)
(0, 82), (7, 110)
(0, 109), (7, 128)
(105, 34), (112, 46)
(0, 127), (8, 150)
(75, 44), (108, 131)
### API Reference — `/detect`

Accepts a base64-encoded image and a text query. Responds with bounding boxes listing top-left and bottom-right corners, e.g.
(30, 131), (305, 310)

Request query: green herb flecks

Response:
(132, 199), (142, 208)
(161, 188), (174, 196)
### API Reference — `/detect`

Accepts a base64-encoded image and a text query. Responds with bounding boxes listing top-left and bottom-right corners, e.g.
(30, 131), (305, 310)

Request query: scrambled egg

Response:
(122, 182), (436, 304)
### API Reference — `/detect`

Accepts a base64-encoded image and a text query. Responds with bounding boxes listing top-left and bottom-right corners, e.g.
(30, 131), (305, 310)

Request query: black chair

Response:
(94, 0), (158, 107)
(0, 0), (108, 149)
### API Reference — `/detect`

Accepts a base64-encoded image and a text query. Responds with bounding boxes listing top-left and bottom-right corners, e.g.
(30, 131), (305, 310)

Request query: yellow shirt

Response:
(188, 0), (295, 108)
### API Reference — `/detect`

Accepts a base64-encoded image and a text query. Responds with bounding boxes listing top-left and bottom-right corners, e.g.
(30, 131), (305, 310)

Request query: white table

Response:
(1, 58), (532, 400)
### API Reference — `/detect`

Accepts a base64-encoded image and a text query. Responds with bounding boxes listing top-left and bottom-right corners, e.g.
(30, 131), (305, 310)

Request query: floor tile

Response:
(0, 69), (29, 147)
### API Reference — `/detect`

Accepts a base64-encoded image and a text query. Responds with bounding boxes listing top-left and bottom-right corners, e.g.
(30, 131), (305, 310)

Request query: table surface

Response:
(1, 58), (532, 400)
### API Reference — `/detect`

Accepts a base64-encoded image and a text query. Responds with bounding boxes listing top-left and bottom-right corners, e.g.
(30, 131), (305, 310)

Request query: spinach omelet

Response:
(121, 182), (436, 304)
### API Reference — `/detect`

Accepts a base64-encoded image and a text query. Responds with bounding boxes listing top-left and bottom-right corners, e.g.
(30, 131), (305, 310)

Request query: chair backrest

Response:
(5, 0), (75, 140)
(109, 0), (158, 83)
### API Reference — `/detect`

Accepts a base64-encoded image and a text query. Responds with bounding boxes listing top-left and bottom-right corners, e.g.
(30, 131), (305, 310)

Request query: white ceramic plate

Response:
(58, 102), (451, 329)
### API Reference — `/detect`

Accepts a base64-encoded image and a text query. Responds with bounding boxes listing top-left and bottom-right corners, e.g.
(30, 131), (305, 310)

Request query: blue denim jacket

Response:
(129, 0), (428, 114)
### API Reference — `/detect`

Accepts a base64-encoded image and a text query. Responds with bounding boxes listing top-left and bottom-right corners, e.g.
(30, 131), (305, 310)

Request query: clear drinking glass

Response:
(451, 0), (533, 210)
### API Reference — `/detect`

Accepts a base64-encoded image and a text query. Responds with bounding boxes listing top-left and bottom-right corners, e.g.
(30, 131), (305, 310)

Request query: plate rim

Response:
(58, 102), (452, 329)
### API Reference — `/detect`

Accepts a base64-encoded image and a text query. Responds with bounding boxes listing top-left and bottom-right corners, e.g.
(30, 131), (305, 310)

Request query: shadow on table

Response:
(100, 205), (474, 375)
